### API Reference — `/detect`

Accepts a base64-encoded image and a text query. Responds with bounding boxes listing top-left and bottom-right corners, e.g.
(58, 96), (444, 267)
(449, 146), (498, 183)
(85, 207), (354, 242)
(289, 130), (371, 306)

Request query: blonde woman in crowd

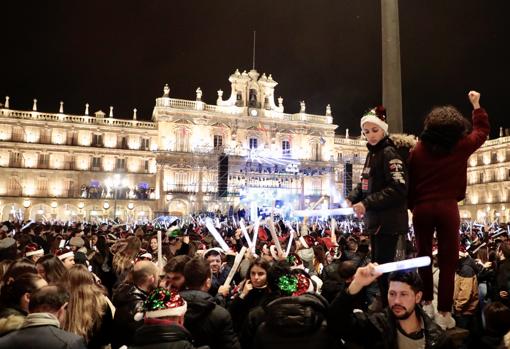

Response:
(61, 264), (114, 349)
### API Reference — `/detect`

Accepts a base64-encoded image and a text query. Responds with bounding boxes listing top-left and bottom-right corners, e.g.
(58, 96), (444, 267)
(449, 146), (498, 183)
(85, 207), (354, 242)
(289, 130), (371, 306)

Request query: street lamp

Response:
(106, 174), (128, 221)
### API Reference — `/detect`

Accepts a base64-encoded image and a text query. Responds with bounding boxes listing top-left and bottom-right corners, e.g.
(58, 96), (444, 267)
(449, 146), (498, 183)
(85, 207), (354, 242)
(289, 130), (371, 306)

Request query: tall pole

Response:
(381, 0), (403, 133)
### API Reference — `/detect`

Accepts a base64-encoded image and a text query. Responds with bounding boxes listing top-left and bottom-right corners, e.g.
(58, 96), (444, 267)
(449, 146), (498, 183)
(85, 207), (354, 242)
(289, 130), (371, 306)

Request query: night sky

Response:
(1, 1), (508, 138)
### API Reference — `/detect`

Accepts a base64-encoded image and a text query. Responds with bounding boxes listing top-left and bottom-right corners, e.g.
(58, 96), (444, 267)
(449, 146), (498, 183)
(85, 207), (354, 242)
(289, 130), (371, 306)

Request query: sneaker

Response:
(434, 312), (456, 330)
(422, 303), (435, 319)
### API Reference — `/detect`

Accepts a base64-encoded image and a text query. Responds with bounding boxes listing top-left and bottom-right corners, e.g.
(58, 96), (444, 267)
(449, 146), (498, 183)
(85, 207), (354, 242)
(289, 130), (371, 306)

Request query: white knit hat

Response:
(360, 106), (388, 134)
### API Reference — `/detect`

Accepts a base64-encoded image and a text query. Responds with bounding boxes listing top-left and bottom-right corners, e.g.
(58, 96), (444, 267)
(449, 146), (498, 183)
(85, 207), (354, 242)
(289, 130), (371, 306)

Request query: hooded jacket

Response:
(252, 293), (333, 349)
(347, 136), (408, 234)
(180, 289), (240, 349)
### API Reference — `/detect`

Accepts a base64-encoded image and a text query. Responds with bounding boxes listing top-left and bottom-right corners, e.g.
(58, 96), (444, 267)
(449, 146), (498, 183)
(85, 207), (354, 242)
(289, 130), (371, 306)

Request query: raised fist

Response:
(468, 91), (480, 109)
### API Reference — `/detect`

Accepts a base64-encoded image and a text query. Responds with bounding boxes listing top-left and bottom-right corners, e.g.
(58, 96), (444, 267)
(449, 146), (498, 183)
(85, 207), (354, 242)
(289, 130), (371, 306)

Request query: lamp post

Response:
(105, 174), (128, 222)
(22, 199), (31, 221)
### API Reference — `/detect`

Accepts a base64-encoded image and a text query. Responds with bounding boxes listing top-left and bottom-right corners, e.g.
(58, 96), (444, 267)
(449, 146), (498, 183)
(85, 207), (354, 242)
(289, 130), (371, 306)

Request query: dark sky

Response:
(1, 0), (508, 137)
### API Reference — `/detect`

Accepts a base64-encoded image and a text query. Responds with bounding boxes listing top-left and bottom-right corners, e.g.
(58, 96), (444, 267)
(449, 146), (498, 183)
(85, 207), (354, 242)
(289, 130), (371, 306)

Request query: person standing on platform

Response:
(409, 91), (490, 330)
(346, 105), (409, 307)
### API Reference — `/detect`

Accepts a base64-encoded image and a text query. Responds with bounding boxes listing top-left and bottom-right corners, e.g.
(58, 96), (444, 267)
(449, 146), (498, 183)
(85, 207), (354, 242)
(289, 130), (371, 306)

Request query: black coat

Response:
(347, 136), (408, 234)
(252, 293), (335, 349)
(180, 289), (240, 349)
(329, 288), (454, 349)
(111, 283), (148, 349)
(0, 324), (86, 349)
(129, 323), (209, 349)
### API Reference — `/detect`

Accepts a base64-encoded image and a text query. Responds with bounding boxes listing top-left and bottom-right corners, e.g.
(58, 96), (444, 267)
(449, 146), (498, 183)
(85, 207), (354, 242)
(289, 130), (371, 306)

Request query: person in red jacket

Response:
(408, 91), (490, 330)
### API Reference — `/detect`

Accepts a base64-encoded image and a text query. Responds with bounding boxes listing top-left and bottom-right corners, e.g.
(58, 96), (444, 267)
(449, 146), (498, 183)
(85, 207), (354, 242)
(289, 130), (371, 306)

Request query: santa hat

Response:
(299, 235), (315, 249)
(360, 106), (388, 134)
(24, 243), (44, 257)
(135, 249), (153, 263)
(143, 288), (187, 319)
(287, 253), (304, 270)
(277, 272), (314, 297)
(55, 247), (74, 261)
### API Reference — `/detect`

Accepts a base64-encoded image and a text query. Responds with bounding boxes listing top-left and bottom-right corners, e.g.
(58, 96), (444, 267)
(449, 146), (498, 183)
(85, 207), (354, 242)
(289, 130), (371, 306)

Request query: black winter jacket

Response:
(347, 136), (408, 234)
(129, 323), (209, 349)
(252, 293), (336, 349)
(329, 288), (454, 349)
(180, 289), (240, 349)
(111, 283), (148, 349)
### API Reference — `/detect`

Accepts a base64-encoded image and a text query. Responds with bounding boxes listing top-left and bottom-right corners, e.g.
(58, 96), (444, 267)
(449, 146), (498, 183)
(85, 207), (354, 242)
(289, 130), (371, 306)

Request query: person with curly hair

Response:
(409, 91), (490, 330)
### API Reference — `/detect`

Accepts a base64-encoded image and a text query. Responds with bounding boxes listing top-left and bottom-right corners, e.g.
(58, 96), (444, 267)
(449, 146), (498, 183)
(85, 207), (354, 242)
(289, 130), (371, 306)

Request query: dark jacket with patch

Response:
(347, 136), (408, 234)
(328, 288), (454, 349)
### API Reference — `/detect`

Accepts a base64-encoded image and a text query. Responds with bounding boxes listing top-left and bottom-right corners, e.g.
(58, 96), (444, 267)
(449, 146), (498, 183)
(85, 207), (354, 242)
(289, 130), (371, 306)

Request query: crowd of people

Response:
(0, 215), (509, 349)
(1, 91), (509, 349)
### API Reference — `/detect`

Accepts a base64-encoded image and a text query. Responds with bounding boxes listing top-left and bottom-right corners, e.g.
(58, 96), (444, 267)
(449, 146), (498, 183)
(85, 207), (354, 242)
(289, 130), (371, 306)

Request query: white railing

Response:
(334, 137), (366, 146)
(0, 108), (157, 129)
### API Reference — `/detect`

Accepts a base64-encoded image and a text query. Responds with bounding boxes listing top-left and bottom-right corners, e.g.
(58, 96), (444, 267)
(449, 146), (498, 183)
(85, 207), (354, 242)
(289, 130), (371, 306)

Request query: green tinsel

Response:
(278, 275), (298, 295)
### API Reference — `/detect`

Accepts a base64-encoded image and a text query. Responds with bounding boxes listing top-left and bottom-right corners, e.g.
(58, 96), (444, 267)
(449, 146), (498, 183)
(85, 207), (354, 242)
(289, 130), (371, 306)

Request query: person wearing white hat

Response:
(345, 105), (409, 308)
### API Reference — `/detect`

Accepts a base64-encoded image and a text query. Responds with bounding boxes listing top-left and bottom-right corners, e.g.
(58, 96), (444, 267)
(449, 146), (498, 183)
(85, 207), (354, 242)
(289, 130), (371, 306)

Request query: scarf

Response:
(21, 313), (60, 329)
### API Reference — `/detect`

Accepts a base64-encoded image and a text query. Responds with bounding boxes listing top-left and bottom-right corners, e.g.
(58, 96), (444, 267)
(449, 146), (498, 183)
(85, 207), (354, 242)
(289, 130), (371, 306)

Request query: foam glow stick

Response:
(157, 230), (163, 269)
(472, 242), (487, 255)
(21, 220), (32, 231)
(223, 246), (248, 287)
(285, 230), (294, 256)
(205, 217), (232, 252)
(251, 216), (261, 253)
(374, 256), (431, 274)
(292, 207), (354, 217)
(239, 219), (254, 249)
(267, 218), (284, 256)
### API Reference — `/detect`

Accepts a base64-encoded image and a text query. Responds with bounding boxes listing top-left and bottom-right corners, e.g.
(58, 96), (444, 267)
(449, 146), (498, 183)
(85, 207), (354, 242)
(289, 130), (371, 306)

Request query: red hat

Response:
(319, 237), (337, 250)
(24, 243), (44, 257)
(136, 288), (187, 320)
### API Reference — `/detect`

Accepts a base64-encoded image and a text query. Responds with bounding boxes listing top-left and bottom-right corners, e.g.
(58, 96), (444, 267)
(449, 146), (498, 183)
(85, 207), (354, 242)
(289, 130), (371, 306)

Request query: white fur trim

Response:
(145, 302), (187, 318)
(57, 251), (74, 260)
(360, 113), (388, 134)
(26, 249), (44, 257)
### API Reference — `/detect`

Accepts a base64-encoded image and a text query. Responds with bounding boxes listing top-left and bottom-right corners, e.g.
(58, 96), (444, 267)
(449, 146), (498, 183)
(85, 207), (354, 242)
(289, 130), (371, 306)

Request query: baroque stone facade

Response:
(0, 69), (366, 222)
(1, 69), (504, 223)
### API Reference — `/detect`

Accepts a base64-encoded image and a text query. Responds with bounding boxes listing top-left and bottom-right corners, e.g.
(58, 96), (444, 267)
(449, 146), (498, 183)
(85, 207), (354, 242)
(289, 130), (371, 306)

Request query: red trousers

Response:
(413, 199), (460, 312)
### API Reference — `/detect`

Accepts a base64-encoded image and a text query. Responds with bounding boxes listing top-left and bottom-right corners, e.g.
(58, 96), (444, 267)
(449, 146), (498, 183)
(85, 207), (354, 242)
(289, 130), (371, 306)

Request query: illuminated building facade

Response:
(460, 133), (510, 223)
(2, 69), (505, 224)
(0, 69), (367, 222)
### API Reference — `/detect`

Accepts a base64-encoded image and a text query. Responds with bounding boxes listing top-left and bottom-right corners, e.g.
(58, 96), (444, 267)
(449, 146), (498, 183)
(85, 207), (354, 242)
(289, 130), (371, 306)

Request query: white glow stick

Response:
(472, 242), (487, 255)
(285, 230), (294, 256)
(292, 207), (354, 217)
(374, 256), (431, 274)
(251, 216), (260, 249)
(157, 230), (163, 269)
(267, 218), (284, 256)
(239, 219), (254, 249)
(21, 220), (32, 231)
(223, 246), (248, 287)
(205, 217), (232, 253)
